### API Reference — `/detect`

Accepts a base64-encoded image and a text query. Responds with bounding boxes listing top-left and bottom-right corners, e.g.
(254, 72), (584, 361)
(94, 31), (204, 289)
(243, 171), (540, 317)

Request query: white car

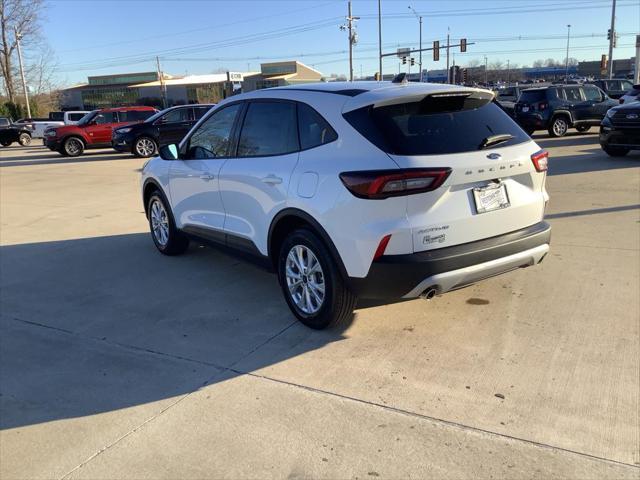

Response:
(14, 111), (89, 138)
(619, 84), (640, 105)
(141, 80), (551, 329)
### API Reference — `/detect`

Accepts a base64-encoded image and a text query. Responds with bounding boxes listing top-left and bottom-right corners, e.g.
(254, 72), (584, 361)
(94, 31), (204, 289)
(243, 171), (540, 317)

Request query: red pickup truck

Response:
(44, 106), (157, 157)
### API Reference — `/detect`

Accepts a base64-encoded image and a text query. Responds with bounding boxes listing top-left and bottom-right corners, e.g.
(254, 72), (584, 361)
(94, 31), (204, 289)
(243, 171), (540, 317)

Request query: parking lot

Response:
(1, 135), (639, 478)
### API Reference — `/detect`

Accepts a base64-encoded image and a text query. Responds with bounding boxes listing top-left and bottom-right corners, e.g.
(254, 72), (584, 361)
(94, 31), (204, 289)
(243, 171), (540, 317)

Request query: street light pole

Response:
(608, 0), (616, 78)
(484, 55), (488, 84)
(14, 29), (31, 118)
(408, 6), (423, 82)
(446, 27), (450, 83)
(378, 0), (383, 80)
(565, 24), (571, 83)
(506, 59), (510, 84)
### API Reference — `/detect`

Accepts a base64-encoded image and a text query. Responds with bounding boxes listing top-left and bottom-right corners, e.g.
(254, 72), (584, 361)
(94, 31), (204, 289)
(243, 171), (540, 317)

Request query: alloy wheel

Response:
(552, 118), (568, 136)
(18, 133), (31, 146)
(65, 138), (82, 156)
(150, 199), (170, 246)
(285, 244), (325, 314)
(136, 138), (156, 157)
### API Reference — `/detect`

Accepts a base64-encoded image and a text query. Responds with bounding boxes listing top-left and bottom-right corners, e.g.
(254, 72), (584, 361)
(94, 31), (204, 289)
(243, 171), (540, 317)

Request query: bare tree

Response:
(532, 59), (545, 68)
(0, 0), (43, 103)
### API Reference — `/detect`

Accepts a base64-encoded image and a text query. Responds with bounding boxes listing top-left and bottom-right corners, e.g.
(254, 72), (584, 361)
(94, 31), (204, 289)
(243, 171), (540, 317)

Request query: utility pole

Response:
(565, 24), (571, 83)
(341, 1), (359, 82)
(446, 27), (450, 83)
(608, 0), (616, 78)
(408, 6), (423, 82)
(506, 59), (510, 84)
(14, 29), (31, 119)
(156, 56), (167, 109)
(378, 0), (383, 80)
(635, 34), (640, 84)
(484, 55), (488, 84)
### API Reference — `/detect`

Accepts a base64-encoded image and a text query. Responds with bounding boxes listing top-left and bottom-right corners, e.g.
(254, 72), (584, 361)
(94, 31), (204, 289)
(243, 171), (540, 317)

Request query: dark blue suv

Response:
(514, 84), (617, 137)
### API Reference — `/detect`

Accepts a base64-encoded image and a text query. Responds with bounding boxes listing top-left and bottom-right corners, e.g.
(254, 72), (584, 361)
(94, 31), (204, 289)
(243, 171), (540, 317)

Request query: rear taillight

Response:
(339, 168), (451, 199)
(531, 150), (549, 172)
(538, 101), (548, 111)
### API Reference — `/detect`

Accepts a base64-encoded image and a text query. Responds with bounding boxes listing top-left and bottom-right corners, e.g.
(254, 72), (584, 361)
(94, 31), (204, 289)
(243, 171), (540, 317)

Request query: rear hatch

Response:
(344, 87), (547, 253)
(514, 89), (549, 115)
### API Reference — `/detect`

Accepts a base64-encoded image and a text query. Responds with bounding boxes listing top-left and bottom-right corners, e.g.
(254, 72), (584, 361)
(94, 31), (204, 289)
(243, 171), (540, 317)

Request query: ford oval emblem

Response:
(487, 153), (502, 160)
(626, 113), (639, 119)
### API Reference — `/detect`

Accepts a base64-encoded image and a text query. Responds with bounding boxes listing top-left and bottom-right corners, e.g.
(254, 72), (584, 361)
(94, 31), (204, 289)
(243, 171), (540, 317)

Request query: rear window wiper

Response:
(479, 133), (514, 149)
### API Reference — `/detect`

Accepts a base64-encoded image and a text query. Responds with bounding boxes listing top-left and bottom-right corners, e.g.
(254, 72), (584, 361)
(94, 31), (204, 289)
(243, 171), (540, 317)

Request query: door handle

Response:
(261, 174), (283, 185)
(199, 173), (215, 181)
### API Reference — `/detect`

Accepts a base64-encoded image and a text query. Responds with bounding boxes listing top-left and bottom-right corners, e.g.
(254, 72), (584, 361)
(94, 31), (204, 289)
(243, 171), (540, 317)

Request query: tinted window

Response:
(0, 118), (10, 127)
(163, 108), (191, 123)
(118, 110), (155, 122)
(68, 113), (86, 121)
(194, 106), (211, 120)
(583, 87), (602, 101)
(563, 87), (582, 102)
(237, 101), (298, 157)
(187, 103), (241, 159)
(499, 87), (516, 98)
(621, 80), (633, 91)
(93, 112), (115, 124)
(345, 98), (529, 155)
(49, 112), (64, 121)
(298, 103), (337, 150)
(519, 90), (546, 103)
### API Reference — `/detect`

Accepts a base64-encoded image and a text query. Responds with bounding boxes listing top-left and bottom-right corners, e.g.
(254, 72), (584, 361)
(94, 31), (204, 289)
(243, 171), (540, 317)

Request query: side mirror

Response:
(159, 143), (179, 160)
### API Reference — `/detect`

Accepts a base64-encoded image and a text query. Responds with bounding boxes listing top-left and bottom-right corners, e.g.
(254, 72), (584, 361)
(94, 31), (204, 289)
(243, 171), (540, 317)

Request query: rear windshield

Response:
(519, 90), (547, 103)
(344, 97), (529, 155)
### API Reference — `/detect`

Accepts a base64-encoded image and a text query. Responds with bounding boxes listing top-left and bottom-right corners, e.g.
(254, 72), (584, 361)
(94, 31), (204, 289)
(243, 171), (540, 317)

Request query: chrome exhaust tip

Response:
(420, 287), (438, 301)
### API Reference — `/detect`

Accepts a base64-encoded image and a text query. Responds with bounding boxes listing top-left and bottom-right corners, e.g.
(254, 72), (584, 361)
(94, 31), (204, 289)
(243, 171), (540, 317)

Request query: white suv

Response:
(141, 81), (551, 329)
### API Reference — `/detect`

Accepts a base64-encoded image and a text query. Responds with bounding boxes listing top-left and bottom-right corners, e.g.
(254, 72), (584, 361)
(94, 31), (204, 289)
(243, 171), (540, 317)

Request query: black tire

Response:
(277, 228), (357, 330)
(548, 116), (569, 137)
(602, 145), (629, 157)
(0, 141), (11, 147)
(575, 125), (591, 133)
(147, 191), (189, 256)
(133, 136), (158, 157)
(18, 132), (31, 146)
(63, 136), (84, 157)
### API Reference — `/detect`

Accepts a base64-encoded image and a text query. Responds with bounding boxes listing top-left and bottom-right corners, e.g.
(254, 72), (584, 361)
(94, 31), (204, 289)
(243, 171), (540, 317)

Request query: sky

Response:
(39, 0), (640, 86)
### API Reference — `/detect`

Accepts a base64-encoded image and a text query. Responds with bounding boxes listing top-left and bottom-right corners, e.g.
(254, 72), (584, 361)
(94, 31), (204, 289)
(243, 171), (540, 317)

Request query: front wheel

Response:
(147, 191), (189, 255)
(278, 228), (357, 329)
(602, 145), (629, 157)
(133, 136), (157, 157)
(63, 137), (84, 157)
(575, 125), (591, 133)
(548, 116), (569, 137)
(18, 133), (31, 146)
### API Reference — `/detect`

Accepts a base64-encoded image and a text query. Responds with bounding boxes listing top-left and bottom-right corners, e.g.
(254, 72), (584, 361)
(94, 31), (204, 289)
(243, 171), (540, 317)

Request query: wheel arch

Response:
(142, 178), (167, 218)
(60, 134), (87, 147)
(268, 208), (349, 280)
(551, 110), (573, 125)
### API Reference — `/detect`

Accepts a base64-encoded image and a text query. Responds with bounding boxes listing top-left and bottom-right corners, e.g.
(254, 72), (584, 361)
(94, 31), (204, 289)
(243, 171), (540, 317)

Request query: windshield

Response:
(144, 107), (173, 124)
(76, 110), (99, 126)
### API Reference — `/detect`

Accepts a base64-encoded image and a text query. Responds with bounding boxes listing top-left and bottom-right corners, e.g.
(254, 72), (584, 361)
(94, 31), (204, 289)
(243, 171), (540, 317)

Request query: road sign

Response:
(227, 72), (243, 82)
(397, 48), (411, 58)
(433, 41), (440, 61)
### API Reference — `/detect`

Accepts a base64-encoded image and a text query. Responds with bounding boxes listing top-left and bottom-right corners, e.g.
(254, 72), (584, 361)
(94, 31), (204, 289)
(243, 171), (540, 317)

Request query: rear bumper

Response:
(514, 113), (549, 130)
(348, 221), (551, 299)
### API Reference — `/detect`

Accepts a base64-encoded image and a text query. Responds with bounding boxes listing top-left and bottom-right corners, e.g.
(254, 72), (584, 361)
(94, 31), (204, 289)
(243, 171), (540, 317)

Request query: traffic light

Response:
(410, 57), (415, 66)
(402, 56), (407, 65)
(600, 54), (607, 70)
(460, 38), (467, 53)
(607, 29), (612, 40)
(433, 41), (440, 61)
(462, 68), (468, 83)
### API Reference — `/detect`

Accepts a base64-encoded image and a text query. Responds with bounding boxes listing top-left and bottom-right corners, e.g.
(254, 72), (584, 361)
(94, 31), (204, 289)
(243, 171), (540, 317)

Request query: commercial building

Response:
(60, 61), (323, 110)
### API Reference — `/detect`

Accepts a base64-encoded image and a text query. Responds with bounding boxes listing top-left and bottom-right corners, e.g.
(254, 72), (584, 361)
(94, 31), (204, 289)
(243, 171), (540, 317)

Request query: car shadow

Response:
(0, 233), (353, 430)
(0, 148), (135, 167)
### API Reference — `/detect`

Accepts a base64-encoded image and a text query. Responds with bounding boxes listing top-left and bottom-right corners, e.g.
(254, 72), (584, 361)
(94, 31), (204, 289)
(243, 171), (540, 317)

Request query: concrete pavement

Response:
(1, 136), (639, 479)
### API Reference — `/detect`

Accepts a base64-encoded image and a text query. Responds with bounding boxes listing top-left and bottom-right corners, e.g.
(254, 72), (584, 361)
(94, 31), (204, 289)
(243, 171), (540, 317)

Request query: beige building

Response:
(242, 61), (323, 91)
